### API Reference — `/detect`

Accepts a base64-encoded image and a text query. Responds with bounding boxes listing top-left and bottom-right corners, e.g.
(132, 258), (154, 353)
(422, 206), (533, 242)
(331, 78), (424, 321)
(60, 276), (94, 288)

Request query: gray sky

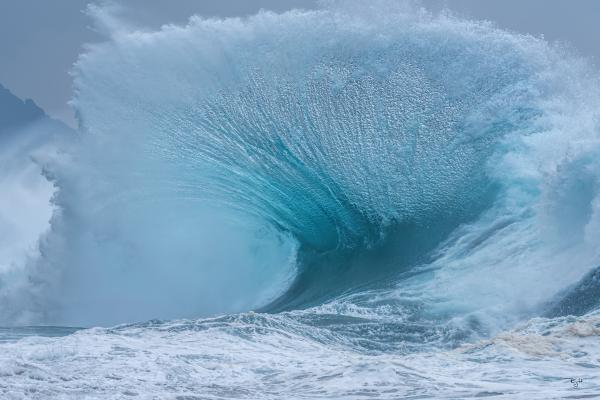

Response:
(0, 0), (598, 127)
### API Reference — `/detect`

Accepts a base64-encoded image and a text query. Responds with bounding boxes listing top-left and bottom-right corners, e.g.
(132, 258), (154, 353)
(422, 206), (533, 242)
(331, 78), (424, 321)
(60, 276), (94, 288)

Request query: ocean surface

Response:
(2, 1), (600, 398)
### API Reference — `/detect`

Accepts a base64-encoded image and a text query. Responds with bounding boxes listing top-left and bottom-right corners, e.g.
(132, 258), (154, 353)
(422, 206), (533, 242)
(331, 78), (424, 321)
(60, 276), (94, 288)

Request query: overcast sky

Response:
(1, 0), (598, 127)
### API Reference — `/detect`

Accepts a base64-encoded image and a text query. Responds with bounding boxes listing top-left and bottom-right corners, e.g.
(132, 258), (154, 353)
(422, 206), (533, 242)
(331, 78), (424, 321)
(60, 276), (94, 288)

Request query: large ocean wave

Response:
(2, 0), (600, 342)
(3, 2), (600, 398)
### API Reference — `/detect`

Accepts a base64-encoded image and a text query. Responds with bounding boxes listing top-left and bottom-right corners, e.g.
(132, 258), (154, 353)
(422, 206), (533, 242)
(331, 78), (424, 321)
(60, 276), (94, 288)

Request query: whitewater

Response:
(2, 1), (600, 398)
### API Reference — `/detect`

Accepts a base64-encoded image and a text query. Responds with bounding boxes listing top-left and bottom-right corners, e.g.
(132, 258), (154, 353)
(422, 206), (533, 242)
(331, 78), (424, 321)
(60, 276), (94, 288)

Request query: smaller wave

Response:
(545, 266), (600, 318)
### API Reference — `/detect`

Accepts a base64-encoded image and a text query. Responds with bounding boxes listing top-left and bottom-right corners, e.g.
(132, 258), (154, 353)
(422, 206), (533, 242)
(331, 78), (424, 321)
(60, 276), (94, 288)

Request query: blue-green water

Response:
(1, 1), (600, 398)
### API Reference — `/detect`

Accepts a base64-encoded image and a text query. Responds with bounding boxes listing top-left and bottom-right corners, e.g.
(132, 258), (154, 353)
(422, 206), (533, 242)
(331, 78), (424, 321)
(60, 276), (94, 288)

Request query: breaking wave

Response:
(3, 1), (600, 338)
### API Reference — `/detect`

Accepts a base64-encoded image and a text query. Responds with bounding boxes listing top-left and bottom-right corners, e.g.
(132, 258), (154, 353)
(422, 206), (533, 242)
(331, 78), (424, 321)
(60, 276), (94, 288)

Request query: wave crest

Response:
(4, 1), (600, 328)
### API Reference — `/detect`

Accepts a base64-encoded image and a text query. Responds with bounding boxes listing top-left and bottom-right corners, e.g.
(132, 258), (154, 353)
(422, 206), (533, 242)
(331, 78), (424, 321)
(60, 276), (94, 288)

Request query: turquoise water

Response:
(1, 1), (600, 398)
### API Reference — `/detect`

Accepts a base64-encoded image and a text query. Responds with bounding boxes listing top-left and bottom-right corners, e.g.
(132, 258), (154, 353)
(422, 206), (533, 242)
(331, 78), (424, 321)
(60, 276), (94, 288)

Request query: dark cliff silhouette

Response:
(0, 83), (73, 138)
